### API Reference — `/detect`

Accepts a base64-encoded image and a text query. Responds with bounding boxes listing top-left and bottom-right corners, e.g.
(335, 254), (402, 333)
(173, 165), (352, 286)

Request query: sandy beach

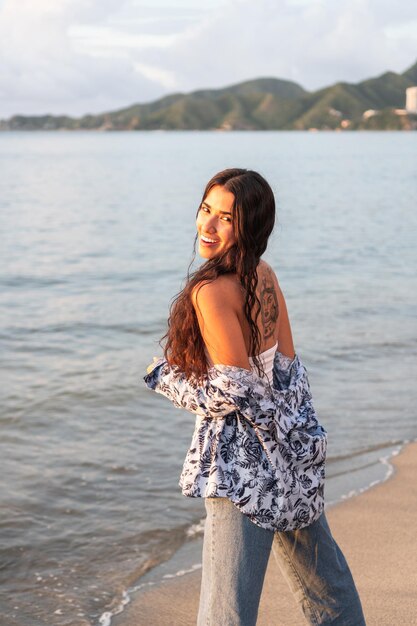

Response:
(114, 440), (417, 626)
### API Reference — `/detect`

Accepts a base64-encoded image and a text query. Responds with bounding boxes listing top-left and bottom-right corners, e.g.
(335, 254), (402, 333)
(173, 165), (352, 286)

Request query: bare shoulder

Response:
(191, 275), (242, 312)
(190, 275), (251, 368)
(258, 261), (295, 356)
(258, 259), (282, 293)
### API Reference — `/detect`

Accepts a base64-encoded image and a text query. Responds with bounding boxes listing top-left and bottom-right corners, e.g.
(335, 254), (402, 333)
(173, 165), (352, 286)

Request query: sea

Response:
(0, 130), (416, 626)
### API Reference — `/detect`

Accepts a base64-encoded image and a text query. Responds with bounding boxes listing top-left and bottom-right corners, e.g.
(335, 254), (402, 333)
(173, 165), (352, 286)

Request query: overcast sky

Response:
(0, 0), (416, 117)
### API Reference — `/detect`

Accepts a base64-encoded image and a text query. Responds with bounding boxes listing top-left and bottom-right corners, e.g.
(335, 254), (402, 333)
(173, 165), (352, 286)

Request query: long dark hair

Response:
(161, 168), (276, 382)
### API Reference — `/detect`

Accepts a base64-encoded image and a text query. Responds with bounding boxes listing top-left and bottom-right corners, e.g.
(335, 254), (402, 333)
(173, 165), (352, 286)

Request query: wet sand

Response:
(114, 440), (417, 626)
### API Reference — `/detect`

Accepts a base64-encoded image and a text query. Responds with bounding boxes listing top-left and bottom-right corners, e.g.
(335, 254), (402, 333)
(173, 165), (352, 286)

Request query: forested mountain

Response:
(2, 61), (416, 131)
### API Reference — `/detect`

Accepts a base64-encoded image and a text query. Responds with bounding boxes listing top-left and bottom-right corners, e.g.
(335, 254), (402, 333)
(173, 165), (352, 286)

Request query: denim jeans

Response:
(197, 498), (366, 626)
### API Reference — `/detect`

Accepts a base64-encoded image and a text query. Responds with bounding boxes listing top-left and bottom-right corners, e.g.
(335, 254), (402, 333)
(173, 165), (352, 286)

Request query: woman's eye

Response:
(199, 206), (231, 222)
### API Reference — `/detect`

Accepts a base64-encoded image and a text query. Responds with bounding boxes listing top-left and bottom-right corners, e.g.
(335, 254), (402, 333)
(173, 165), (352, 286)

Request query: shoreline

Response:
(108, 438), (417, 626)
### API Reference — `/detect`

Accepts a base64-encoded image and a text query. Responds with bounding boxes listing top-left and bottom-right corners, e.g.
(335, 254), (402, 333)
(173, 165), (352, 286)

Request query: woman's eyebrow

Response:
(202, 201), (232, 215)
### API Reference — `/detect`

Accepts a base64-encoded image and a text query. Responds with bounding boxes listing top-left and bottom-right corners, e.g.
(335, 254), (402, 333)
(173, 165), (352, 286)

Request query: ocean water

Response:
(0, 131), (416, 626)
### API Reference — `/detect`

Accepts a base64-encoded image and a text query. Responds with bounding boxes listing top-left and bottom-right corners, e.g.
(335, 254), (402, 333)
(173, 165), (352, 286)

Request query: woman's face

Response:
(196, 185), (237, 259)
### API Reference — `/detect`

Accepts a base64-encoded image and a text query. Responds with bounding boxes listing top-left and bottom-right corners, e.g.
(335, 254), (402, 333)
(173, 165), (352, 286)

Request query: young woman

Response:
(145, 168), (366, 626)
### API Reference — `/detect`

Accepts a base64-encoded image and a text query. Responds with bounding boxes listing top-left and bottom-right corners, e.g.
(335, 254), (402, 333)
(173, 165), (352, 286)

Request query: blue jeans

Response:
(198, 498), (366, 626)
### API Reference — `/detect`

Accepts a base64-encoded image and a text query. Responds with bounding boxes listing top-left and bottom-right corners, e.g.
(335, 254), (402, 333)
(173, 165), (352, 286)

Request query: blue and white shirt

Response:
(144, 351), (327, 532)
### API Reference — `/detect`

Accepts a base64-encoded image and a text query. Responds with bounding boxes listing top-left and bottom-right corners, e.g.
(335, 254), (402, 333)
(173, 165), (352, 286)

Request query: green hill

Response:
(2, 60), (416, 131)
(403, 60), (417, 83)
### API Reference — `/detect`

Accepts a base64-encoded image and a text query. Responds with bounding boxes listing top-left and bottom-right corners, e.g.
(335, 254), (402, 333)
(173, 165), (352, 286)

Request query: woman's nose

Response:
(205, 215), (217, 232)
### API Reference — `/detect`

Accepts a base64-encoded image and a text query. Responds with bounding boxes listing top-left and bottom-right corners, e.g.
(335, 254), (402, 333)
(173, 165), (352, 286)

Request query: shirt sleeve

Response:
(143, 352), (303, 424)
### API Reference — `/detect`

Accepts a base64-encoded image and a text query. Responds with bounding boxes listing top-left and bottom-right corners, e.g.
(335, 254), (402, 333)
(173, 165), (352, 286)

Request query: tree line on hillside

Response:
(1, 60), (416, 131)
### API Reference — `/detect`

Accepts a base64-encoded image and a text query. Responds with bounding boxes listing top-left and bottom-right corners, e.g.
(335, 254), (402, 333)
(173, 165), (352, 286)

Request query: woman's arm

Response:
(267, 266), (295, 359)
(143, 274), (306, 424)
(144, 277), (256, 417)
(143, 352), (301, 424)
(192, 277), (251, 369)
(276, 287), (295, 359)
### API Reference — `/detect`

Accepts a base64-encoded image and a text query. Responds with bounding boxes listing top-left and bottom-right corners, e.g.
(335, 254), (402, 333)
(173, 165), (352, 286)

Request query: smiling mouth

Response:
(200, 235), (220, 244)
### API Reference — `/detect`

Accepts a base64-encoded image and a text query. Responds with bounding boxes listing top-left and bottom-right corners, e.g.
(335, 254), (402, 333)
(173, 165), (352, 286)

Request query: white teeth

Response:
(201, 235), (218, 243)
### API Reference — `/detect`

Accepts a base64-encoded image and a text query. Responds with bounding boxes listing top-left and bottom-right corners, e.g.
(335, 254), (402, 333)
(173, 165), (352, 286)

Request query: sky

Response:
(0, 0), (416, 117)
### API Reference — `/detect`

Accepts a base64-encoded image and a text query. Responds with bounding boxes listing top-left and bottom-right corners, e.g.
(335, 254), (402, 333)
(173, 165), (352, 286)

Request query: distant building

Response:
(363, 109), (378, 119)
(406, 87), (417, 114)
(328, 107), (342, 117)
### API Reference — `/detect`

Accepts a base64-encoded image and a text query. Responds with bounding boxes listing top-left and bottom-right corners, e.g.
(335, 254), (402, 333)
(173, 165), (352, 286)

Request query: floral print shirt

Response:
(143, 351), (327, 532)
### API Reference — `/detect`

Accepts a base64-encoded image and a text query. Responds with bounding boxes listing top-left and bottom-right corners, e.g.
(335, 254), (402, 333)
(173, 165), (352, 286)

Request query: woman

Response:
(144, 168), (365, 626)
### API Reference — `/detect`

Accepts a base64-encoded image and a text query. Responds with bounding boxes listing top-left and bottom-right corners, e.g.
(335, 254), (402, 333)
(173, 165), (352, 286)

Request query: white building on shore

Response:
(363, 109), (378, 119)
(405, 87), (417, 114)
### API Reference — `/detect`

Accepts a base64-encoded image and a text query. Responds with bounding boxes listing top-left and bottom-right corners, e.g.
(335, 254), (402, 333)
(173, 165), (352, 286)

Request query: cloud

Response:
(0, 0), (177, 116)
(0, 0), (416, 117)
(140, 0), (417, 92)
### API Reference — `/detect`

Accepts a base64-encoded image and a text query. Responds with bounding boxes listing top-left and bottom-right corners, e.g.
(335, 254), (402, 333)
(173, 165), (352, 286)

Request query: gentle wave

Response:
(1, 131), (416, 626)
(0, 320), (166, 337)
(0, 268), (180, 289)
(97, 440), (411, 626)
(326, 439), (404, 464)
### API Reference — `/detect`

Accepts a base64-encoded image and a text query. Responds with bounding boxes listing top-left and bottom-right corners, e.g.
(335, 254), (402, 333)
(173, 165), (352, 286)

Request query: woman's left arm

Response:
(191, 278), (251, 370)
(143, 280), (304, 422)
(144, 279), (256, 417)
(144, 354), (279, 420)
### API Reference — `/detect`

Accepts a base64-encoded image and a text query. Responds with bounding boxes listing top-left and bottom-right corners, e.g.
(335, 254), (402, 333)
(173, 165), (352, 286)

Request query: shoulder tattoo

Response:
(260, 268), (279, 339)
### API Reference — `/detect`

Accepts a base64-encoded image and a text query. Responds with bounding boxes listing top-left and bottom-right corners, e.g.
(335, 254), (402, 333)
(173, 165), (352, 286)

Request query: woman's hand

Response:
(147, 357), (160, 374)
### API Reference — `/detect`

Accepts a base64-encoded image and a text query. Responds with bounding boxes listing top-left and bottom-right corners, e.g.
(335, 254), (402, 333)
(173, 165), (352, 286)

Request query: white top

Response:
(207, 341), (278, 385)
(248, 341), (278, 384)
